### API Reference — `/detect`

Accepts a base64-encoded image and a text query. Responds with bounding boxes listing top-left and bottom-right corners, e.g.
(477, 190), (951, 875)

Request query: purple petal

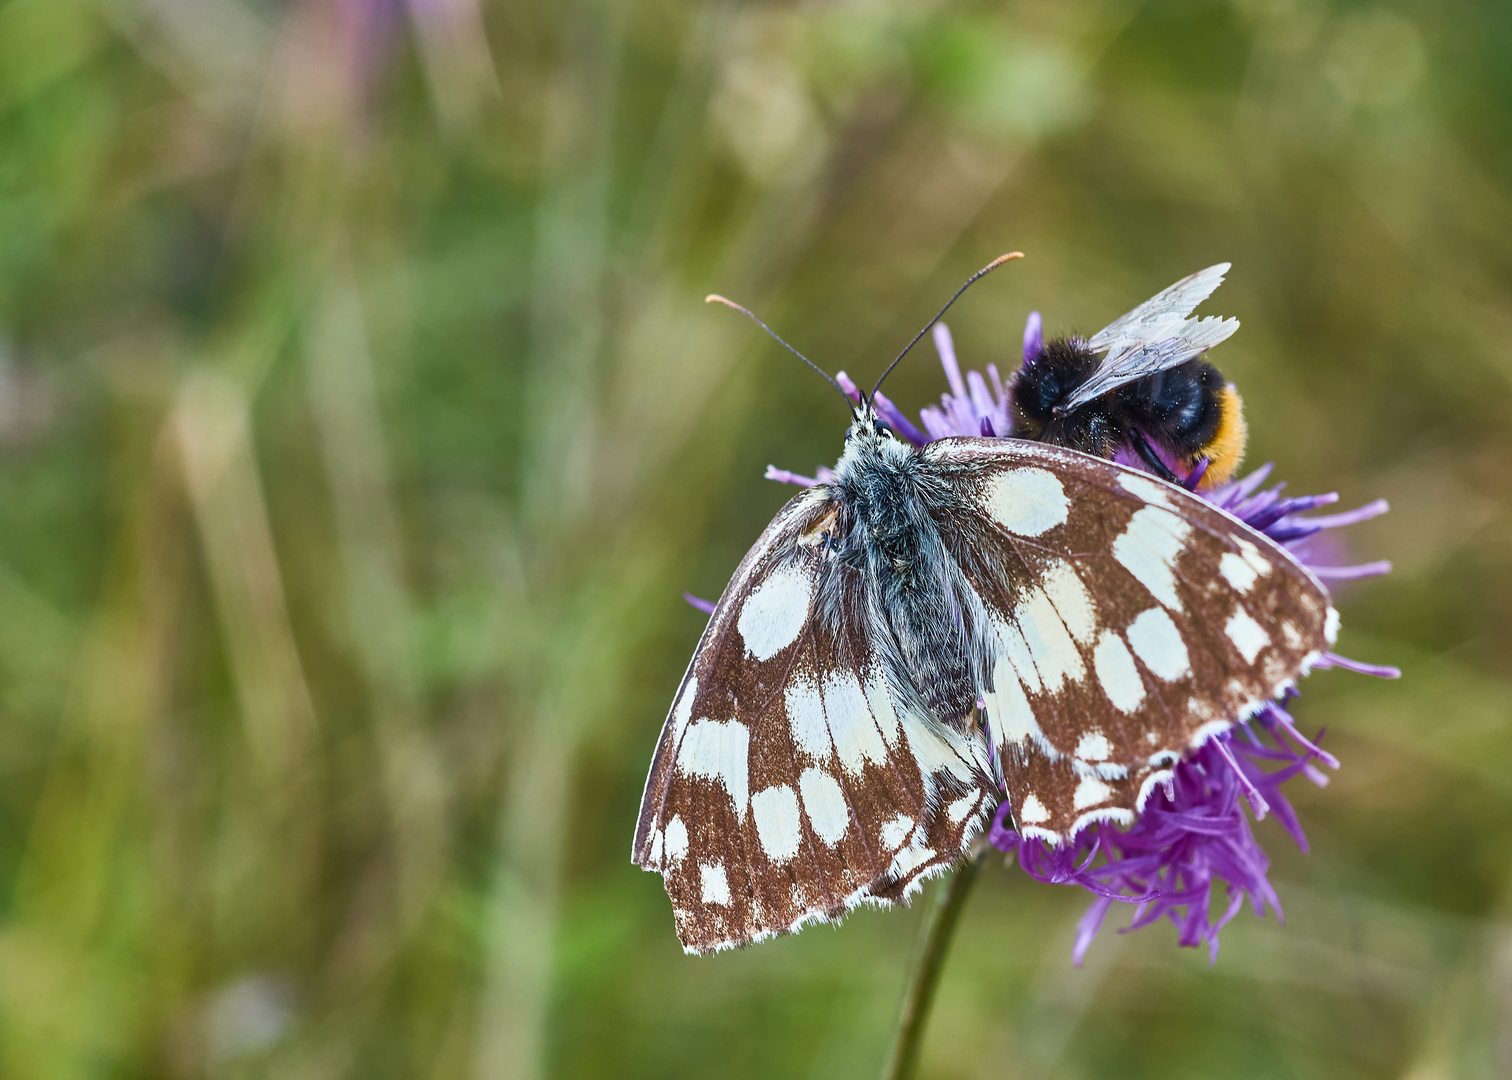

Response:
(1022, 311), (1043, 366)
(1310, 560), (1393, 581)
(835, 371), (864, 405)
(933, 323), (967, 401)
(1303, 498), (1390, 530)
(1318, 653), (1402, 678)
(682, 592), (716, 615)
(764, 465), (821, 487)
(1073, 896), (1116, 967)
(872, 389), (928, 446)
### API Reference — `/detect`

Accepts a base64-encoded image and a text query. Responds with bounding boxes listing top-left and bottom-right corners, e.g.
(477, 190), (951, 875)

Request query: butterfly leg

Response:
(1130, 430), (1181, 484)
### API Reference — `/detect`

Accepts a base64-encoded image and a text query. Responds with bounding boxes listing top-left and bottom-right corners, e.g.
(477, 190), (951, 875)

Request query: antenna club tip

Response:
(705, 293), (728, 305)
(988, 251), (1026, 270)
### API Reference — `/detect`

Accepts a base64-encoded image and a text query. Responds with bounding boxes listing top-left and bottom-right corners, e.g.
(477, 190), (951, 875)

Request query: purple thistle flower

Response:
(762, 311), (1399, 964)
(913, 326), (1014, 441)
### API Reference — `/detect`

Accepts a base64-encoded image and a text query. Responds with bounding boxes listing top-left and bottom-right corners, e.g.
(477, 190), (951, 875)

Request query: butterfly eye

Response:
(879, 425), (895, 440)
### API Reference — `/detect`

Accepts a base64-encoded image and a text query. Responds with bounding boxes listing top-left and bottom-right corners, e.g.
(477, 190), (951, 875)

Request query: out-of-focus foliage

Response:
(0, 0), (1507, 1077)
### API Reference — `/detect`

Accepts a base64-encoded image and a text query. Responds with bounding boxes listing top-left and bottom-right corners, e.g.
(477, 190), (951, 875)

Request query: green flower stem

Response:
(880, 851), (985, 1080)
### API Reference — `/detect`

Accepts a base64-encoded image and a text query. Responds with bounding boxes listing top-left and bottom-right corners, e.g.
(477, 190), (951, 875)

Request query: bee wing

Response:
(1085, 262), (1231, 352)
(633, 485), (994, 954)
(1059, 263), (1238, 414)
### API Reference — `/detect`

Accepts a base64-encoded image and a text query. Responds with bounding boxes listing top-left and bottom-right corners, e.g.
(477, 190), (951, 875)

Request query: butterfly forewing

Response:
(634, 486), (994, 954)
(922, 438), (1335, 840)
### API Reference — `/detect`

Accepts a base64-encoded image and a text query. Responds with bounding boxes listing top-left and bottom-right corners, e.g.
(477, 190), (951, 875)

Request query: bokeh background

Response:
(0, 0), (1508, 1077)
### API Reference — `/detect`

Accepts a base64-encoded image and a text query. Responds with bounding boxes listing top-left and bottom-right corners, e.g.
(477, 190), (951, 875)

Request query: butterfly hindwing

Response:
(633, 486), (994, 954)
(923, 438), (1336, 840)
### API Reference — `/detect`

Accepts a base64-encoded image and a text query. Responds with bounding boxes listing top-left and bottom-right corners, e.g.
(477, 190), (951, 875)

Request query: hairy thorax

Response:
(830, 427), (978, 724)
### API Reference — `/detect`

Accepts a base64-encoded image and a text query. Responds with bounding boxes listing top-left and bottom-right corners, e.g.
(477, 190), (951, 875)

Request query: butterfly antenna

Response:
(706, 294), (851, 406)
(869, 252), (1024, 403)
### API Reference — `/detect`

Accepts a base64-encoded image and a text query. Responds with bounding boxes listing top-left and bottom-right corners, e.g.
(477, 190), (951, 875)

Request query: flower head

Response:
(768, 311), (1399, 963)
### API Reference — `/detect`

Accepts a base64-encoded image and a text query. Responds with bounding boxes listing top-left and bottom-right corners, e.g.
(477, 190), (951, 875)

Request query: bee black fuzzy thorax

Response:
(1008, 337), (1123, 458)
(1010, 338), (1244, 487)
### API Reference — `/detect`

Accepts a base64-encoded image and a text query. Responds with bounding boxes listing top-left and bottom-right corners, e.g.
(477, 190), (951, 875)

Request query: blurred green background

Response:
(0, 0), (1508, 1077)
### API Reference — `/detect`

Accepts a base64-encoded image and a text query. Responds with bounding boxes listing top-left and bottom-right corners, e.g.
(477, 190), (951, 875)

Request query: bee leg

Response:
(1130, 431), (1181, 484)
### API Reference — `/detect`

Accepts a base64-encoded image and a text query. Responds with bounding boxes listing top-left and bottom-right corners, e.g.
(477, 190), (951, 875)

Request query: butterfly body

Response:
(1010, 339), (1248, 489)
(828, 417), (988, 726)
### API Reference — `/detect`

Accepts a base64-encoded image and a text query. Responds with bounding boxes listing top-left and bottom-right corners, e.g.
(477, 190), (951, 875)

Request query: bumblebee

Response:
(1008, 264), (1247, 490)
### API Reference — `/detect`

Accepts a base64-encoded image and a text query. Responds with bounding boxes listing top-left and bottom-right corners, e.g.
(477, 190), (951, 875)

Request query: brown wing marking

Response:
(634, 485), (994, 953)
(923, 438), (1334, 841)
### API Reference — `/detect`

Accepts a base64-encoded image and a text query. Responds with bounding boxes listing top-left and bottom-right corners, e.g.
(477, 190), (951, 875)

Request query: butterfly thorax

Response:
(828, 415), (980, 725)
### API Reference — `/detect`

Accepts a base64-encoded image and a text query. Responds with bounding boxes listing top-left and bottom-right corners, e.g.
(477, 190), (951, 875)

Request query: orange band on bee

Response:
(1194, 384), (1247, 489)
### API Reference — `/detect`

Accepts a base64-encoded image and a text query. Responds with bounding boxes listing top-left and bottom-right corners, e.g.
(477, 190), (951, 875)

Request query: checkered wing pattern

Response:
(922, 438), (1336, 841)
(632, 487), (994, 955)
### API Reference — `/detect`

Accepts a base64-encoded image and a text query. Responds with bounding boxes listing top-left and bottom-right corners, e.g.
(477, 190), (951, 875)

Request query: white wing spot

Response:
(947, 791), (982, 825)
(880, 814), (914, 851)
(1188, 696), (1220, 723)
(888, 839), (937, 880)
(677, 719), (750, 820)
(664, 815), (689, 864)
(799, 768), (850, 846)
(985, 646), (1043, 749)
(1219, 551), (1259, 593)
(1014, 589), (1086, 692)
(700, 863), (731, 905)
(1118, 471), (1174, 507)
(737, 564), (812, 660)
(1092, 628), (1146, 713)
(1238, 537), (1272, 578)
(898, 712), (982, 805)
(1042, 561), (1098, 646)
(863, 667), (902, 748)
(1225, 608), (1270, 664)
(984, 467), (1069, 536)
(751, 785), (802, 864)
(996, 619), (1042, 693)
(1113, 506), (1190, 611)
(823, 670), (889, 775)
(1074, 775), (1114, 810)
(1126, 608), (1191, 682)
(1075, 730), (1112, 762)
(1019, 794), (1050, 825)
(785, 673), (828, 760)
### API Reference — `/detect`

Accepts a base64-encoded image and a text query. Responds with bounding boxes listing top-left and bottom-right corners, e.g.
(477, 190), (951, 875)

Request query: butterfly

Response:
(632, 257), (1337, 954)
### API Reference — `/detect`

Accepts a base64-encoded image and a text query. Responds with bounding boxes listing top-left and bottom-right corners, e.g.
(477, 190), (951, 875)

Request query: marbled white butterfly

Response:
(633, 259), (1336, 954)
